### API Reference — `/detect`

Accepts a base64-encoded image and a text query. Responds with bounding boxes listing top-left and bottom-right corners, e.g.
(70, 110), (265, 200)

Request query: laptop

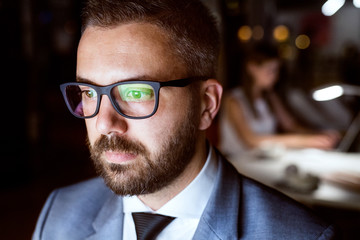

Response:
(336, 112), (360, 152)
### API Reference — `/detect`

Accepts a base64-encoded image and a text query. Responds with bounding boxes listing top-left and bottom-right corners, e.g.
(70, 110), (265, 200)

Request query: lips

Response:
(104, 151), (137, 164)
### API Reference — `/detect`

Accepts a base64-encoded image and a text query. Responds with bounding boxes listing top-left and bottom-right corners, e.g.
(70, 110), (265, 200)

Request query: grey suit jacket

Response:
(33, 152), (337, 239)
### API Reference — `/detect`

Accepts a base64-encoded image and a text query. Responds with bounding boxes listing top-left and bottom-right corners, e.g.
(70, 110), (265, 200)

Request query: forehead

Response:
(77, 23), (186, 84)
(259, 59), (280, 67)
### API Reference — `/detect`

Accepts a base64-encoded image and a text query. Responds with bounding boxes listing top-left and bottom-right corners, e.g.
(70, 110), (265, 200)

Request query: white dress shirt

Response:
(122, 146), (218, 240)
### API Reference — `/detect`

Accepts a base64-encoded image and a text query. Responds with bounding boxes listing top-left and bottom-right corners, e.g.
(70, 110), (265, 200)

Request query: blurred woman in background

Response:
(219, 43), (339, 157)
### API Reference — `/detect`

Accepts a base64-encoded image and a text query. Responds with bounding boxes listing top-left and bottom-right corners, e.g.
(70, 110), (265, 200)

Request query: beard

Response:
(87, 106), (199, 196)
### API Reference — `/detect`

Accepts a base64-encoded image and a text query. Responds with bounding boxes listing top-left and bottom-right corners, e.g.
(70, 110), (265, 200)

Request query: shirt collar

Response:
(123, 146), (218, 219)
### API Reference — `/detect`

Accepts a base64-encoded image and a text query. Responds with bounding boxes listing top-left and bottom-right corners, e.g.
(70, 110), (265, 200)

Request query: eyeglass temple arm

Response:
(160, 77), (209, 87)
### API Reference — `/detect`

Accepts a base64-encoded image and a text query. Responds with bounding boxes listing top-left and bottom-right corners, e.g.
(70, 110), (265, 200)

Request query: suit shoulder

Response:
(241, 176), (336, 239)
(33, 178), (116, 240)
(202, 153), (336, 239)
(57, 177), (110, 198)
(49, 177), (113, 216)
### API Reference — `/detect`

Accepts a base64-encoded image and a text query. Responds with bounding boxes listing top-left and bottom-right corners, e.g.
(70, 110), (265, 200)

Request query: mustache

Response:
(89, 135), (147, 156)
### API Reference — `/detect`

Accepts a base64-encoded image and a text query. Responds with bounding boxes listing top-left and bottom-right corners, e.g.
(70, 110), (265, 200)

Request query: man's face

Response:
(77, 23), (201, 196)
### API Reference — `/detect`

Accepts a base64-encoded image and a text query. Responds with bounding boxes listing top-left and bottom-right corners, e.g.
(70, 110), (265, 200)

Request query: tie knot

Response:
(132, 212), (175, 240)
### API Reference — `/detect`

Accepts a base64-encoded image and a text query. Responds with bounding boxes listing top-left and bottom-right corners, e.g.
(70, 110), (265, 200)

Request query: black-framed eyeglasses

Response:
(60, 77), (207, 119)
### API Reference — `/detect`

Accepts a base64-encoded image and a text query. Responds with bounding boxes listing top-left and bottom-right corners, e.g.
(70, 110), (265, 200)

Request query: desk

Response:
(228, 149), (360, 211)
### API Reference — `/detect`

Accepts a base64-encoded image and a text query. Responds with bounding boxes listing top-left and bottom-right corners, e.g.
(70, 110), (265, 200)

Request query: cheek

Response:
(255, 71), (273, 86)
(137, 113), (179, 150)
(140, 90), (191, 148)
(85, 119), (97, 146)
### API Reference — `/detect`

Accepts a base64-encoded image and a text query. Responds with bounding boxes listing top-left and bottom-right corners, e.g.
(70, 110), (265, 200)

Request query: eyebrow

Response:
(75, 75), (160, 85)
(76, 76), (96, 84)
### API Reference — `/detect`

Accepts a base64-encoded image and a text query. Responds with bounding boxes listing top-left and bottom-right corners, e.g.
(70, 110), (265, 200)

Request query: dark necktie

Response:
(132, 212), (175, 240)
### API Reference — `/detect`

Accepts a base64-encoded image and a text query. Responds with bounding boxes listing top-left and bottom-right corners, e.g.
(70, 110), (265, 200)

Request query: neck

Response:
(138, 136), (208, 211)
(252, 86), (262, 99)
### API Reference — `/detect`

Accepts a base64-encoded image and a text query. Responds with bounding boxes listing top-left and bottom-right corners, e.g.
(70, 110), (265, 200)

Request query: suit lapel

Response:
(86, 193), (125, 240)
(193, 153), (241, 240)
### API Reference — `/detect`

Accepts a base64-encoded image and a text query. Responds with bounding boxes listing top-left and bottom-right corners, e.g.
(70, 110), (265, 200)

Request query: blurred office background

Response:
(0, 0), (359, 239)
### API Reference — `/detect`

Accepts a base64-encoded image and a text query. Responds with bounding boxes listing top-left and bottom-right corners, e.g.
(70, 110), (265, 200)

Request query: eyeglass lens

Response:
(64, 83), (156, 118)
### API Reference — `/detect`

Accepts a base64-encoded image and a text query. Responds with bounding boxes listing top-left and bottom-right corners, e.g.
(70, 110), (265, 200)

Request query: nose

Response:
(95, 96), (128, 136)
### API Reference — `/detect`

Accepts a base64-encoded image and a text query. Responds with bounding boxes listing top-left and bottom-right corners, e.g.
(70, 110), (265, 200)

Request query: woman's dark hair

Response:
(81, 0), (220, 78)
(241, 43), (281, 119)
(245, 43), (279, 65)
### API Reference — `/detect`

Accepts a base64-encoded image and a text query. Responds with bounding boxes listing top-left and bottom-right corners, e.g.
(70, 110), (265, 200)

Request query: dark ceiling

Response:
(276, 0), (326, 10)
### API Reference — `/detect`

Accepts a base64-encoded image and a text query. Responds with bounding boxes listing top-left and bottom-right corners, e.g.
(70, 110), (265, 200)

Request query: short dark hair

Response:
(81, 0), (220, 78)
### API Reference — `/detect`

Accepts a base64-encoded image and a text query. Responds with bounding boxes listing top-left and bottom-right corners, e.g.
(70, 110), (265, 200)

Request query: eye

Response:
(118, 84), (154, 102)
(82, 89), (97, 99)
(125, 89), (152, 100)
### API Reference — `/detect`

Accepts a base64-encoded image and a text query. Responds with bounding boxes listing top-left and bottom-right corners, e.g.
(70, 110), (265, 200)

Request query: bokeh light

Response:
(295, 34), (311, 49)
(238, 25), (252, 42)
(355, 0), (360, 8)
(273, 25), (290, 42)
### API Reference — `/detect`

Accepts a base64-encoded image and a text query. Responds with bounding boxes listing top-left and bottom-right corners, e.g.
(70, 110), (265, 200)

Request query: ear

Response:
(198, 79), (223, 130)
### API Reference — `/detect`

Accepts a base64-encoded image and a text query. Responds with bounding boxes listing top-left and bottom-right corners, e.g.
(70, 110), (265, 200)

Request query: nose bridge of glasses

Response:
(94, 84), (114, 97)
(97, 92), (121, 118)
(94, 84), (116, 109)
